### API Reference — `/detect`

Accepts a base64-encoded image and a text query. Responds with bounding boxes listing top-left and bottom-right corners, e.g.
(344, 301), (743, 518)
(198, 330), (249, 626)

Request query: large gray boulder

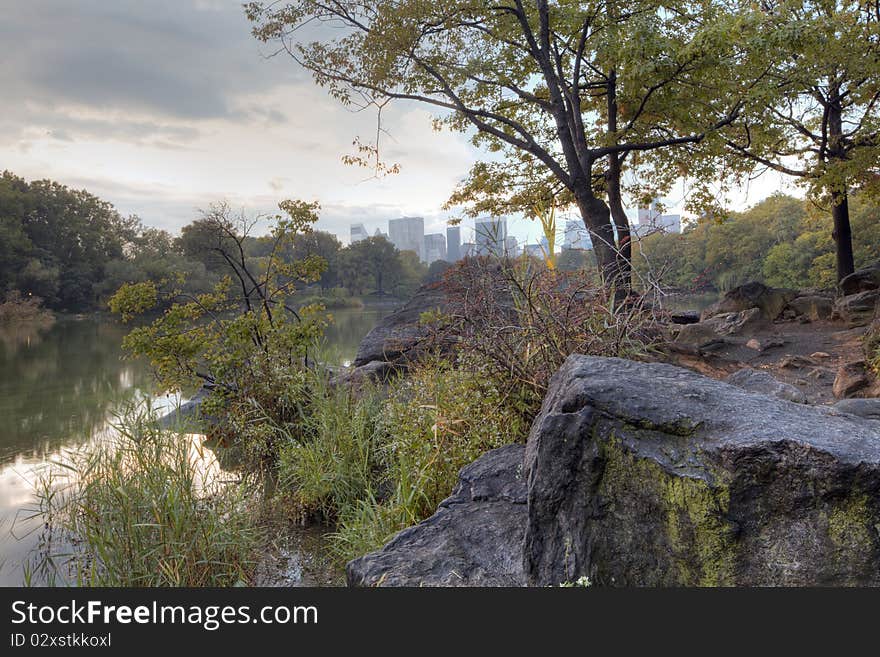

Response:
(346, 445), (527, 587)
(524, 355), (880, 586)
(353, 284), (447, 367)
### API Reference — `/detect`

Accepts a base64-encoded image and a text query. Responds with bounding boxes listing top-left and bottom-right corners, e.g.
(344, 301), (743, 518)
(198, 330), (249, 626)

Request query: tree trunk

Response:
(606, 152), (632, 295)
(828, 93), (855, 283)
(574, 189), (621, 288)
(831, 189), (855, 283)
(602, 68), (631, 297)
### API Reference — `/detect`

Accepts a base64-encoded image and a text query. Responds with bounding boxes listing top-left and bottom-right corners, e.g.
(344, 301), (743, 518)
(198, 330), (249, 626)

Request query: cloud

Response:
(0, 1), (535, 245)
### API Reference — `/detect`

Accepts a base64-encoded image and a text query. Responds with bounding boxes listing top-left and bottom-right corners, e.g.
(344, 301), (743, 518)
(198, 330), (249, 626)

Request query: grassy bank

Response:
(275, 359), (530, 563)
(27, 402), (263, 586)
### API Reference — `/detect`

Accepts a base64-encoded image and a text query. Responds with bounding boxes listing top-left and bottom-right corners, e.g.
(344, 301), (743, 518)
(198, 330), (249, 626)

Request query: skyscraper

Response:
(474, 217), (508, 256)
(424, 233), (447, 264)
(446, 225), (461, 261)
(504, 235), (520, 258)
(635, 200), (681, 236)
(388, 216), (425, 261)
(350, 223), (368, 243)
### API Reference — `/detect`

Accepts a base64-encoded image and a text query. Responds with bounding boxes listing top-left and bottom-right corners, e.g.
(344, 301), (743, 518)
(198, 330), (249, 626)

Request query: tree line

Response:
(635, 193), (880, 293)
(0, 171), (431, 312)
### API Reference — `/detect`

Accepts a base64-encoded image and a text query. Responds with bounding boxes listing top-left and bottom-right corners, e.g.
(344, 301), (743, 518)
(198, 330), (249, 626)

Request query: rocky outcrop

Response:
(346, 445), (527, 587)
(524, 355), (880, 586)
(785, 294), (834, 321)
(701, 282), (796, 322)
(840, 263), (880, 296)
(834, 290), (880, 326)
(157, 387), (211, 429)
(352, 284), (447, 368)
(724, 367), (807, 403)
(675, 308), (765, 346)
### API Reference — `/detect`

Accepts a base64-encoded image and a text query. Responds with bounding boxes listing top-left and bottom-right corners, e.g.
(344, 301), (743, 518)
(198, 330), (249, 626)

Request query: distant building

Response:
(504, 235), (520, 258)
(524, 243), (544, 258)
(446, 226), (461, 261)
(474, 217), (508, 256)
(350, 223), (369, 243)
(563, 219), (592, 250)
(634, 201), (681, 237)
(388, 216), (425, 261)
(461, 242), (477, 258)
(424, 233), (447, 264)
(374, 227), (388, 239)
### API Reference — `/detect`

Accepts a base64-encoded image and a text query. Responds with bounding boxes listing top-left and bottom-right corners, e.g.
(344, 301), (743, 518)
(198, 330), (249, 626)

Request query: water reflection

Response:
(0, 319), (153, 466)
(0, 306), (391, 586)
(323, 306), (396, 366)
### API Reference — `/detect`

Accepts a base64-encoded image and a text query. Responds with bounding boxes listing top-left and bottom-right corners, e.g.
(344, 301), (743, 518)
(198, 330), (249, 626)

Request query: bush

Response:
(0, 290), (54, 324)
(436, 257), (665, 418)
(26, 401), (262, 586)
(296, 287), (364, 310)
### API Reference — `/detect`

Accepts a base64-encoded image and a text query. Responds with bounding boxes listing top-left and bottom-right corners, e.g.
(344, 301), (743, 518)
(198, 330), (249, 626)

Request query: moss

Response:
(827, 494), (876, 556)
(599, 438), (736, 586)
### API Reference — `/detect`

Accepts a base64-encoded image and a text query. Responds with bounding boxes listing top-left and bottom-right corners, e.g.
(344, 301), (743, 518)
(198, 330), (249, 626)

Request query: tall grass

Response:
(275, 361), (529, 564)
(26, 401), (263, 586)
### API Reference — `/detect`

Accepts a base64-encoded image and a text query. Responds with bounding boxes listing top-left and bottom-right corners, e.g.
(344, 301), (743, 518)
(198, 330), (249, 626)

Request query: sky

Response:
(0, 0), (797, 247)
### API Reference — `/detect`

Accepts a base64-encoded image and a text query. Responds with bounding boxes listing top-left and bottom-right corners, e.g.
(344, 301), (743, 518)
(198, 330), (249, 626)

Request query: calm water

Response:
(0, 306), (391, 586)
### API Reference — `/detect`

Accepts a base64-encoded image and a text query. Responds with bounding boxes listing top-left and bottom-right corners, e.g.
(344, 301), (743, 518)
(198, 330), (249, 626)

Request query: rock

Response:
(725, 368), (807, 403)
(157, 387), (211, 429)
(701, 282), (797, 322)
(346, 445), (527, 587)
(669, 310), (701, 325)
(786, 295), (834, 321)
(353, 284), (446, 367)
(745, 339), (762, 351)
(780, 354), (819, 369)
(833, 360), (873, 399)
(833, 398), (880, 421)
(524, 355), (880, 586)
(331, 360), (402, 387)
(840, 263), (880, 296)
(675, 308), (766, 346)
(811, 351), (831, 359)
(834, 290), (880, 326)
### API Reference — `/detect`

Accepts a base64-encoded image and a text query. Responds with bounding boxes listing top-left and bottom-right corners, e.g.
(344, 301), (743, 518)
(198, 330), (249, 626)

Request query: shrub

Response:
(436, 257), (666, 418)
(109, 201), (330, 468)
(0, 290), (54, 324)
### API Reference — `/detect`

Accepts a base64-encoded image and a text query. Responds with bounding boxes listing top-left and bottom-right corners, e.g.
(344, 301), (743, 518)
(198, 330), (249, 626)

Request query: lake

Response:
(0, 306), (392, 586)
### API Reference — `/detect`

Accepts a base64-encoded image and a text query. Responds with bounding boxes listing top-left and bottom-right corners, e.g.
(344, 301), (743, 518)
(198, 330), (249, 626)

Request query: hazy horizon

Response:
(0, 0), (798, 246)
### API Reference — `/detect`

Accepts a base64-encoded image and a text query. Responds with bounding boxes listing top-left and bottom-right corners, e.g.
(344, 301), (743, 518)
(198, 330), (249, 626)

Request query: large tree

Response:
(719, 0), (880, 283)
(246, 1), (749, 290)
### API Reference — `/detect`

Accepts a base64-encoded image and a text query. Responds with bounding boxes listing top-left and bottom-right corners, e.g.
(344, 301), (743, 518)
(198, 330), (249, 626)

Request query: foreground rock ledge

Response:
(525, 356), (880, 586)
(346, 444), (527, 587)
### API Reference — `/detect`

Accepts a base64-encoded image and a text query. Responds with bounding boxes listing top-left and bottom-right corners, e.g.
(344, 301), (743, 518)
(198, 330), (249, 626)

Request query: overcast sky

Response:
(0, 1), (794, 246)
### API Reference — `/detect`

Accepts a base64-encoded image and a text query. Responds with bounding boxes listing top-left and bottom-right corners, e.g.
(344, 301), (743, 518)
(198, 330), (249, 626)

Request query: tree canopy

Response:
(247, 0), (757, 290)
